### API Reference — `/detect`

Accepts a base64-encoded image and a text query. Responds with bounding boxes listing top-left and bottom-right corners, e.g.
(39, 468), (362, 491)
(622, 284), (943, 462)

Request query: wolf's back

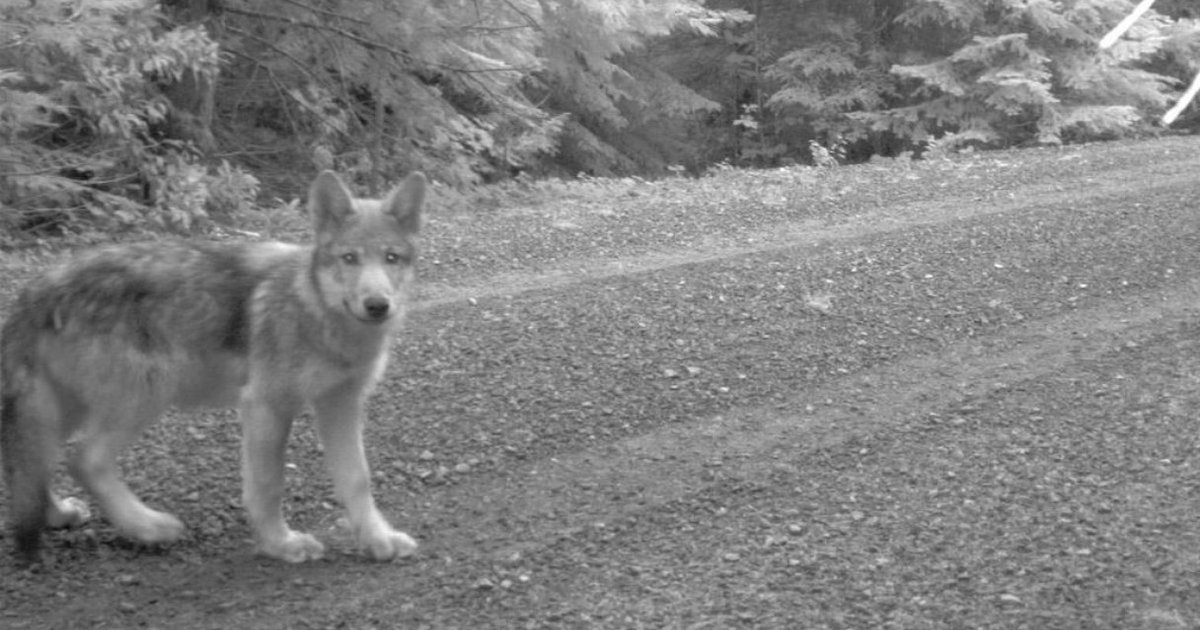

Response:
(0, 241), (297, 560)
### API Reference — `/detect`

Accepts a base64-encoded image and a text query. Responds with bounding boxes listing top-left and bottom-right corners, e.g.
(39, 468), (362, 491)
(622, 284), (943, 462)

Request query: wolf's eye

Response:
(384, 252), (407, 265)
(341, 252), (359, 265)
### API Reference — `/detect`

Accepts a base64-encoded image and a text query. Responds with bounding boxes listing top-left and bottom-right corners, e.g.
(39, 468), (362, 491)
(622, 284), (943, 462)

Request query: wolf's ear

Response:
(309, 170), (356, 229)
(382, 172), (426, 233)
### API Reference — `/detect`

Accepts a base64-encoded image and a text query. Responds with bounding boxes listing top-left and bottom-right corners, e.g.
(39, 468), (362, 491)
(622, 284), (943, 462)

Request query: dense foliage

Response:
(677, 0), (1200, 164)
(1, 0), (1198, 234)
(0, 0), (256, 234)
(214, 0), (743, 188)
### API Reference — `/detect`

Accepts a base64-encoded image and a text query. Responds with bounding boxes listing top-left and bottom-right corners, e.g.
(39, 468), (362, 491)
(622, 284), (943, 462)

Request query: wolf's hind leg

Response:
(314, 386), (417, 561)
(3, 382), (91, 561)
(68, 400), (184, 545)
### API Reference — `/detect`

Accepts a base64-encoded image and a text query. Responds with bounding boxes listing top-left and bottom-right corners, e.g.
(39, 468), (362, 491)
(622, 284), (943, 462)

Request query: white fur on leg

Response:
(361, 527), (417, 561)
(339, 516), (417, 561)
(256, 529), (326, 563)
(46, 496), (91, 529)
(116, 507), (185, 545)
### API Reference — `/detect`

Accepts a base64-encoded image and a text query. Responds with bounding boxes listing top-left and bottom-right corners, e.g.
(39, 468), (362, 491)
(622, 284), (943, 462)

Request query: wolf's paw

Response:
(119, 510), (185, 545)
(359, 528), (418, 562)
(47, 496), (91, 529)
(257, 530), (326, 563)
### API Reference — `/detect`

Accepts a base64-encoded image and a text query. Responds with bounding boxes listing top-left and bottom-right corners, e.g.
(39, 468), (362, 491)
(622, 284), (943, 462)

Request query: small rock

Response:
(118, 601), (137, 614)
(454, 463), (471, 474)
(474, 578), (495, 590)
(723, 552), (740, 562)
(418, 450), (435, 461)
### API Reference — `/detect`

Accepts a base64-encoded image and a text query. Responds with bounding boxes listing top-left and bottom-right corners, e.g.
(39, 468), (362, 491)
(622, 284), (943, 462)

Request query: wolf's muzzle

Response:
(362, 297), (391, 321)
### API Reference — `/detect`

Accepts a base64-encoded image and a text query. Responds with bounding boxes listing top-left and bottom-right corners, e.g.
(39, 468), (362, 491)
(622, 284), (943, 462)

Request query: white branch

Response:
(1163, 70), (1200, 125)
(1099, 0), (1157, 49)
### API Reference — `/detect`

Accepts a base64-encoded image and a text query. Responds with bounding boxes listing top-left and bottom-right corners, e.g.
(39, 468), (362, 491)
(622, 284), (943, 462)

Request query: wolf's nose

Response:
(363, 297), (390, 320)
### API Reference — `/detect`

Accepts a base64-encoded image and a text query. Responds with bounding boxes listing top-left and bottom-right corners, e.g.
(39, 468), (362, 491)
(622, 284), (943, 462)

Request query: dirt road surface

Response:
(3, 137), (1200, 629)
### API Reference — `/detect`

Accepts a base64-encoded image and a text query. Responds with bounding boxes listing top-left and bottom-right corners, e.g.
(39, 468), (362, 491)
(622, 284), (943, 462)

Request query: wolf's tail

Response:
(1, 304), (54, 563)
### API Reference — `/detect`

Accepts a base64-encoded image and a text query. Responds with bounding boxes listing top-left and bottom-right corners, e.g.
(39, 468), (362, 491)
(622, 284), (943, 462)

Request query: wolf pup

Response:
(1, 170), (425, 564)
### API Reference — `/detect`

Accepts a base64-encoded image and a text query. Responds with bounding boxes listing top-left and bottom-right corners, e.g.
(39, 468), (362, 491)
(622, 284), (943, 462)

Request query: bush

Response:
(0, 0), (256, 235)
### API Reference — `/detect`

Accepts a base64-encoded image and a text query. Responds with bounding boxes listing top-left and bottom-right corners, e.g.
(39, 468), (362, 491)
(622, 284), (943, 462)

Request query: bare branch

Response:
(274, 0), (372, 27)
(221, 5), (533, 75)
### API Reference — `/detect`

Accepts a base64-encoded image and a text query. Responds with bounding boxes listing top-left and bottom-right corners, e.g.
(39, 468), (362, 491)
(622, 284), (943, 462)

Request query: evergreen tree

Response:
(0, 0), (251, 234)
(530, 0), (747, 175)
(857, 0), (1200, 149)
(667, 0), (1199, 164)
(217, 0), (745, 186)
(5, 0), (1200, 237)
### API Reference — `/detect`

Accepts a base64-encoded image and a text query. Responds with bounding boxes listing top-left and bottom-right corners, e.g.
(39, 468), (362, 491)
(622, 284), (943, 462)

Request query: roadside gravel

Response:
(2, 137), (1200, 629)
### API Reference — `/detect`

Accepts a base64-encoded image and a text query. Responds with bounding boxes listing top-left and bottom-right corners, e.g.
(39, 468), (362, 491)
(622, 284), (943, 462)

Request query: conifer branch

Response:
(221, 5), (529, 75)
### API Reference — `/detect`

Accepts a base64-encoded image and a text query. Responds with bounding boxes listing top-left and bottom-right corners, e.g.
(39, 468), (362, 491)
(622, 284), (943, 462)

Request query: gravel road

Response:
(3, 137), (1200, 629)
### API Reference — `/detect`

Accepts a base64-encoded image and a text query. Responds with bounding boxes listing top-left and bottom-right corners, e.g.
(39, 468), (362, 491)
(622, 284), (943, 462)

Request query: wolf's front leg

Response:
(239, 393), (325, 562)
(314, 386), (417, 561)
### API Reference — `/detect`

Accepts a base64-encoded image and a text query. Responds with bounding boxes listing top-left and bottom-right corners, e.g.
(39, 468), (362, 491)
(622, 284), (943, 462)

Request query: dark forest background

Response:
(2, 0), (1198, 233)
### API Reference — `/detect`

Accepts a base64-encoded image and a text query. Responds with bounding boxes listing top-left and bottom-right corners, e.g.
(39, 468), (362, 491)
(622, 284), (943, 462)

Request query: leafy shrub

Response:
(0, 0), (256, 235)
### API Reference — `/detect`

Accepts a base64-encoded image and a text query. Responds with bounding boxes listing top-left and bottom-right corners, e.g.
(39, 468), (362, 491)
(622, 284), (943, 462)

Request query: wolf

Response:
(1, 170), (425, 564)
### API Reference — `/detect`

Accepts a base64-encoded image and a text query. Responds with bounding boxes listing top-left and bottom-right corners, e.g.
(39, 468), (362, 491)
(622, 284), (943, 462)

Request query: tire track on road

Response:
(192, 278), (1200, 630)
(414, 156), (1200, 310)
(407, 277), (1200, 569)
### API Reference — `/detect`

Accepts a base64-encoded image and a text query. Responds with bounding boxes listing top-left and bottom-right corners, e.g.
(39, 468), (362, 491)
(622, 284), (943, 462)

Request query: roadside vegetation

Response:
(2, 0), (1199, 240)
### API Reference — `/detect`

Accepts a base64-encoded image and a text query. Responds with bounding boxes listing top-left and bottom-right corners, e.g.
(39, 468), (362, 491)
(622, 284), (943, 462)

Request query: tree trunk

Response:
(159, 0), (221, 154)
